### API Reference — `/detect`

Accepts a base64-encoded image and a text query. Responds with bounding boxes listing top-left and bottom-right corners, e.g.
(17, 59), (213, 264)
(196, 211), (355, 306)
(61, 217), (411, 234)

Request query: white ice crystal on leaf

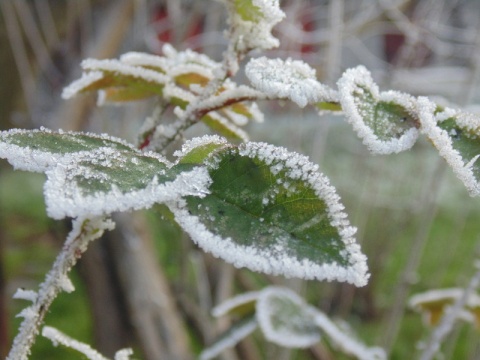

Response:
(417, 97), (480, 196)
(211, 291), (260, 317)
(246, 57), (337, 108)
(205, 286), (386, 359)
(256, 287), (321, 348)
(199, 318), (258, 360)
(0, 129), (212, 219)
(225, 0), (285, 52)
(169, 137), (370, 287)
(312, 312), (386, 360)
(337, 65), (419, 154)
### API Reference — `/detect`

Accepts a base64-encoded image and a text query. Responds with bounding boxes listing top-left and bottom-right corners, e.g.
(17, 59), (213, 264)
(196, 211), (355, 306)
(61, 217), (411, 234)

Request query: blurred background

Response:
(2, 0), (480, 359)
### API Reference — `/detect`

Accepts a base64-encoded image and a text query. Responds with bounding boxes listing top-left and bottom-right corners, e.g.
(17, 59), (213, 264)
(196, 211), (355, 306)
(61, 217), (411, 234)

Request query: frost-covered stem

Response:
(151, 92), (263, 151)
(138, 101), (168, 150)
(418, 260), (480, 360)
(6, 216), (115, 360)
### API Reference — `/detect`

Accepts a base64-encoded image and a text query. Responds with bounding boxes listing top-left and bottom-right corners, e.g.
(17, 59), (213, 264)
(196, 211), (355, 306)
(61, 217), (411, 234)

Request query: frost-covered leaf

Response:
(211, 291), (260, 318)
(409, 288), (480, 326)
(418, 98), (480, 196)
(226, 0), (285, 52)
(170, 136), (369, 286)
(0, 129), (211, 219)
(200, 316), (258, 360)
(62, 58), (167, 101)
(0, 128), (135, 172)
(256, 287), (321, 348)
(246, 57), (337, 108)
(337, 66), (419, 154)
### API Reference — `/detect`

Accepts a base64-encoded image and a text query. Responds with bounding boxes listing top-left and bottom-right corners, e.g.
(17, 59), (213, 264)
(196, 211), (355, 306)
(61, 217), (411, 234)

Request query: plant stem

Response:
(6, 216), (114, 360)
(418, 260), (480, 360)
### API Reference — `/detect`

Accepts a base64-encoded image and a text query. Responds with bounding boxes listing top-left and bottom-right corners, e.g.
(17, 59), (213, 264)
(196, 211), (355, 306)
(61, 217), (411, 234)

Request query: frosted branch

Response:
(7, 216), (115, 360)
(42, 326), (133, 360)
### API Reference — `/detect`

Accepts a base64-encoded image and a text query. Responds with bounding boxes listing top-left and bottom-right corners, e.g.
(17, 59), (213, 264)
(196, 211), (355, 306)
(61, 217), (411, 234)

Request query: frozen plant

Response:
(2, 0), (480, 358)
(200, 286), (386, 360)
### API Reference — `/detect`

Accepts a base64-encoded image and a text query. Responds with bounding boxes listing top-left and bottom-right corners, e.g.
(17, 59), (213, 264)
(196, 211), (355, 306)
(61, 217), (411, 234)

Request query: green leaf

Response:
(0, 129), (211, 219)
(338, 66), (419, 154)
(256, 287), (320, 348)
(0, 128), (135, 172)
(418, 98), (480, 196)
(171, 138), (369, 286)
(234, 0), (262, 22)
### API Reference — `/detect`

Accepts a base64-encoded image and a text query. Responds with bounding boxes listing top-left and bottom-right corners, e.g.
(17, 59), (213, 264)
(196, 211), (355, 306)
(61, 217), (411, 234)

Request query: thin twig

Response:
(6, 217), (114, 360)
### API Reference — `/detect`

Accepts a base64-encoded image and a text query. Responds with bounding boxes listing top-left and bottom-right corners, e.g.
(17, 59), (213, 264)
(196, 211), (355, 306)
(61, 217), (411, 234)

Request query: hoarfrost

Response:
(225, 0), (285, 52)
(169, 141), (369, 287)
(212, 291), (261, 317)
(173, 135), (229, 159)
(313, 312), (386, 360)
(13, 289), (38, 303)
(42, 326), (110, 360)
(44, 153), (211, 219)
(417, 97), (480, 196)
(62, 71), (103, 99)
(199, 318), (257, 360)
(256, 287), (321, 348)
(246, 57), (337, 108)
(337, 65), (419, 154)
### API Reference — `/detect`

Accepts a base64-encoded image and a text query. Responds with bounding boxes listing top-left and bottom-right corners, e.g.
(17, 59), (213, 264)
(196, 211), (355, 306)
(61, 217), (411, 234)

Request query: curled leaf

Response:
(338, 66), (419, 154)
(418, 97), (480, 196)
(246, 57), (337, 108)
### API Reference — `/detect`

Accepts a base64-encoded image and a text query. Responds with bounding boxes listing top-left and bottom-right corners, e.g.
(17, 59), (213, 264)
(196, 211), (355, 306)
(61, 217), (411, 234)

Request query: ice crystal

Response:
(226, 0), (285, 52)
(337, 65), (419, 154)
(417, 97), (480, 196)
(246, 57), (337, 107)
(168, 139), (369, 287)
(256, 287), (321, 348)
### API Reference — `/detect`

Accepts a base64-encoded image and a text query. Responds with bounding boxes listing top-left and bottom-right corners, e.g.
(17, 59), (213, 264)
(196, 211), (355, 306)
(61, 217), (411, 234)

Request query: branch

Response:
(6, 216), (115, 360)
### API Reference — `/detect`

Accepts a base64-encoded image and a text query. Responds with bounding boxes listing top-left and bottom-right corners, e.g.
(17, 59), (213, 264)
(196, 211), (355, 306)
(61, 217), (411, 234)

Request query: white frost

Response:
(337, 65), (419, 154)
(168, 141), (369, 287)
(13, 289), (38, 303)
(225, 0), (285, 52)
(62, 71), (103, 99)
(417, 97), (480, 196)
(246, 57), (337, 108)
(212, 291), (261, 317)
(256, 287), (321, 348)
(199, 318), (258, 360)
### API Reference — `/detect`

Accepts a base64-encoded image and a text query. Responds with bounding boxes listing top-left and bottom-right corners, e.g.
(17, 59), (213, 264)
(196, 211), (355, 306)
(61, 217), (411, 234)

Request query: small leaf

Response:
(418, 98), (480, 196)
(409, 288), (480, 326)
(234, 0), (263, 22)
(201, 113), (249, 141)
(212, 291), (260, 318)
(246, 57), (337, 108)
(338, 66), (419, 154)
(62, 58), (167, 100)
(256, 287), (321, 348)
(170, 137), (369, 286)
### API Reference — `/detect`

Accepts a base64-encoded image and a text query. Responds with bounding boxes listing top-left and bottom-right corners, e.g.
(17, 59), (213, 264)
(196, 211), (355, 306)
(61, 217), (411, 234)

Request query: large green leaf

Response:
(338, 66), (419, 154)
(171, 137), (369, 286)
(0, 129), (211, 219)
